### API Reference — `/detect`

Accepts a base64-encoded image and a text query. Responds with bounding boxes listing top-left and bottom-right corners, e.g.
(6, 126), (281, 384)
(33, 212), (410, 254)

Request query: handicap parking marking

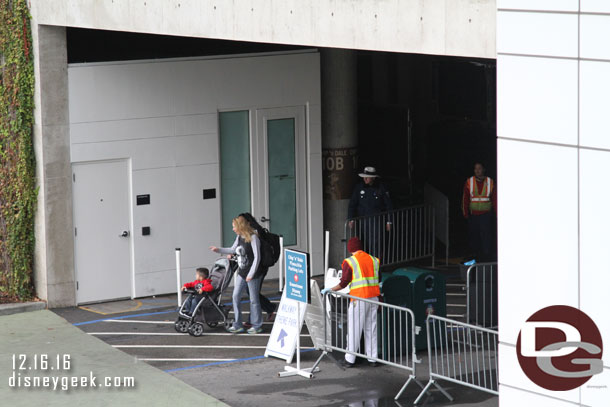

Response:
(163, 348), (317, 373)
(137, 358), (235, 362)
(78, 300), (143, 315)
(73, 309), (176, 326)
(103, 319), (175, 324)
(74, 294), (279, 327)
(90, 332), (188, 336)
(69, 292), (307, 374)
(101, 318), (276, 325)
(165, 355), (267, 372)
(88, 331), (312, 337)
(113, 345), (269, 349)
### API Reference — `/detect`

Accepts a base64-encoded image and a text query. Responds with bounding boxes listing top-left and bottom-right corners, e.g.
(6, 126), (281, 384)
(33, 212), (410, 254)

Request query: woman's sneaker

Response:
(247, 327), (263, 334)
(228, 326), (245, 334)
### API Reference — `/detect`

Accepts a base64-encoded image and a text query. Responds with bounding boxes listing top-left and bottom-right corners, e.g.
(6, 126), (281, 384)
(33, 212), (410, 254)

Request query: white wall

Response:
(30, 0), (496, 59)
(68, 52), (322, 298)
(497, 2), (610, 406)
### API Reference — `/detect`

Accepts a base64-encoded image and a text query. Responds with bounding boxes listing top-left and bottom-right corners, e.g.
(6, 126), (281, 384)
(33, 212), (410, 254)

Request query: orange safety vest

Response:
(342, 251), (380, 299)
(468, 176), (493, 213)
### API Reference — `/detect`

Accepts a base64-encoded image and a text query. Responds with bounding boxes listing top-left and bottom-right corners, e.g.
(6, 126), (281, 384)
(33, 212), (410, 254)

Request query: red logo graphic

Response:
(293, 274), (299, 283)
(516, 305), (603, 391)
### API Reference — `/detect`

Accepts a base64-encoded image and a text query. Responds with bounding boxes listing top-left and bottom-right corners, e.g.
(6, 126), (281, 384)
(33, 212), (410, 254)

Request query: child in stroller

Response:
(175, 257), (237, 337)
(181, 268), (214, 315)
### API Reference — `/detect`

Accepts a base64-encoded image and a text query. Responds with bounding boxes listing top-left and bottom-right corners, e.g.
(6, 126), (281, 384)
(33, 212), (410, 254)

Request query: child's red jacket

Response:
(183, 278), (214, 293)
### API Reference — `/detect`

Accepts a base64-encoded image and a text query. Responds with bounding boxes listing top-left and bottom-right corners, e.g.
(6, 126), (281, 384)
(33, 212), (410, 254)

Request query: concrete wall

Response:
(497, 1), (610, 405)
(30, 0), (496, 59)
(31, 25), (75, 308)
(68, 52), (322, 298)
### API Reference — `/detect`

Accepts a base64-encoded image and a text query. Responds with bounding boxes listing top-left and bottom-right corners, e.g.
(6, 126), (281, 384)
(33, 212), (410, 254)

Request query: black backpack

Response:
(239, 213), (281, 268)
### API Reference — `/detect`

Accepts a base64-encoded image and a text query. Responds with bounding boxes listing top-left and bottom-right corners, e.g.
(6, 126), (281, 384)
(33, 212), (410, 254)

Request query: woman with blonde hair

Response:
(210, 215), (263, 334)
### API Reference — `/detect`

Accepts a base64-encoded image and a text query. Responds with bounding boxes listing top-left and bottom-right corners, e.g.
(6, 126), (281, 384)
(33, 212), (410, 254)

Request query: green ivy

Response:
(0, 0), (36, 300)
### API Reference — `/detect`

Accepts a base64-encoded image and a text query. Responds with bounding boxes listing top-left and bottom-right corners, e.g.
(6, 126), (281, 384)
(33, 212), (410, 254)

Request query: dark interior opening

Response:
(356, 52), (497, 259)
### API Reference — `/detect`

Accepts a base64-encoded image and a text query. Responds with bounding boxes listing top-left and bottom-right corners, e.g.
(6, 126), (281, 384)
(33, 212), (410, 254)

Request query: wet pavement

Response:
(50, 277), (499, 407)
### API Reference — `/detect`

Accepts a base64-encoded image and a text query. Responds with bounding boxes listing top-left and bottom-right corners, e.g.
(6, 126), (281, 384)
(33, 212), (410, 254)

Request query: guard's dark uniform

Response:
(348, 182), (393, 257)
(348, 181), (393, 219)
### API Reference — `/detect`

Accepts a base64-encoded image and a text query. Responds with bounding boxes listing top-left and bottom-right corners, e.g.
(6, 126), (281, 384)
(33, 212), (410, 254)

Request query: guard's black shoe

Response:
(339, 360), (355, 369)
(367, 361), (379, 367)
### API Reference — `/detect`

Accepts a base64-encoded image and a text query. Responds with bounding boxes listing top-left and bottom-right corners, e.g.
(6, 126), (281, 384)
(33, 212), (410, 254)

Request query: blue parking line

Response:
(73, 309), (176, 326)
(74, 295), (281, 326)
(164, 348), (317, 373)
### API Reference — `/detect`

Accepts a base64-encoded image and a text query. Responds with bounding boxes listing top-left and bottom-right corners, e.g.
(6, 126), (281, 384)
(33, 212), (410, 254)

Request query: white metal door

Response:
(253, 107), (308, 279)
(72, 160), (133, 303)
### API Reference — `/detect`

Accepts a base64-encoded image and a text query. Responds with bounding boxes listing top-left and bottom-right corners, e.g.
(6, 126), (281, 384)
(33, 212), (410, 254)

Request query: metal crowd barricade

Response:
(466, 262), (498, 329)
(322, 290), (424, 400)
(344, 205), (435, 267)
(414, 315), (498, 404)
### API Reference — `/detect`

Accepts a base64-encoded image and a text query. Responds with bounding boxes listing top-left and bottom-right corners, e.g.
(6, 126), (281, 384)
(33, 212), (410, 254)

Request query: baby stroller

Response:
(174, 257), (237, 337)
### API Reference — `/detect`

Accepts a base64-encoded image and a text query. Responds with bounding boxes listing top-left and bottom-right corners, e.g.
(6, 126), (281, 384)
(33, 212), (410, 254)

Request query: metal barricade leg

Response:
(395, 375), (417, 400)
(413, 380), (434, 404)
(433, 380), (454, 401)
(395, 374), (427, 400)
(414, 379), (453, 404)
(309, 351), (327, 373)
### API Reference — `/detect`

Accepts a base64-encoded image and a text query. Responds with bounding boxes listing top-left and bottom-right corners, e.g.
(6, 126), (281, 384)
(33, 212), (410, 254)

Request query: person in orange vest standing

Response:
(462, 162), (497, 261)
(321, 237), (380, 368)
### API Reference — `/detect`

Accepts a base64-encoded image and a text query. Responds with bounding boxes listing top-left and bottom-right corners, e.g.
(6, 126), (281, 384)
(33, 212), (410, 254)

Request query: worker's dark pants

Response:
(468, 212), (493, 260)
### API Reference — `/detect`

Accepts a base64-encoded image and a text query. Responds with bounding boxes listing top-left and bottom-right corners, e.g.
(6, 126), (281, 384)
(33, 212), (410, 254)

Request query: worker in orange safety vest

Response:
(462, 162), (497, 261)
(321, 237), (380, 368)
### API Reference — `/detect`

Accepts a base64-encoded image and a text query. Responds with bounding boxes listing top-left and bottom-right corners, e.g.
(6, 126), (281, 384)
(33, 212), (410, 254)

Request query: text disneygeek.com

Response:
(8, 354), (135, 391)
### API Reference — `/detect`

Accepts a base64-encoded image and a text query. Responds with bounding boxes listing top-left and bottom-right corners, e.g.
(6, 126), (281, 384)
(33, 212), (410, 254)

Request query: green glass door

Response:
(266, 119), (297, 246)
(253, 106), (306, 264)
(219, 111), (250, 246)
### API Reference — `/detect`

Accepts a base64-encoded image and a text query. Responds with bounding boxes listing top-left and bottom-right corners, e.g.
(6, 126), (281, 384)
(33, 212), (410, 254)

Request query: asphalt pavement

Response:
(47, 278), (499, 407)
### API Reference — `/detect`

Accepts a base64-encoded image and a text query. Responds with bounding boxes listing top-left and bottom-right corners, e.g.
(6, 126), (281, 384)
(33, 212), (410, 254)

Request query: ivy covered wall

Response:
(0, 0), (36, 300)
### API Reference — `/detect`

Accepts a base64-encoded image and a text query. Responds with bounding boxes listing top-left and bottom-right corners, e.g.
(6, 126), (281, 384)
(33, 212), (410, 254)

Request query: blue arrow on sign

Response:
(277, 329), (288, 348)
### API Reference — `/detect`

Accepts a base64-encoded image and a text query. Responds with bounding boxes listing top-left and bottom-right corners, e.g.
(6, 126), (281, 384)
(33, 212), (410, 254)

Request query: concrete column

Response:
(321, 49), (358, 269)
(31, 24), (75, 307)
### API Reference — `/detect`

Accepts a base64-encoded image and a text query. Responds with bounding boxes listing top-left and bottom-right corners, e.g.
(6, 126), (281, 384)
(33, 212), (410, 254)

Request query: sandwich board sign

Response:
(266, 249), (316, 378)
(264, 289), (307, 363)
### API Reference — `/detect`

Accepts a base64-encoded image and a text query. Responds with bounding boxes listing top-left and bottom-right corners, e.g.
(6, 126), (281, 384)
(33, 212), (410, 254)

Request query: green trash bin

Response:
(378, 273), (412, 358)
(393, 267), (446, 350)
(380, 272), (411, 307)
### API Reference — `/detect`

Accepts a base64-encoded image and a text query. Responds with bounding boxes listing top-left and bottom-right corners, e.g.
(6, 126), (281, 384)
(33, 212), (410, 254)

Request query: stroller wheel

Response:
(188, 322), (205, 337)
(206, 322), (218, 328)
(174, 319), (190, 333)
(224, 318), (234, 332)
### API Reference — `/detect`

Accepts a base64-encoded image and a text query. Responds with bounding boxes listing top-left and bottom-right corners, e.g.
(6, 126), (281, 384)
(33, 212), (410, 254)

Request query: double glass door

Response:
(219, 106), (307, 278)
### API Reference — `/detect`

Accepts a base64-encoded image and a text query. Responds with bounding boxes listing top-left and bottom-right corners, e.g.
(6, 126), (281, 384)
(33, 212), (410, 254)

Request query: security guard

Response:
(322, 237), (380, 368)
(347, 166), (393, 257)
(462, 162), (497, 260)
